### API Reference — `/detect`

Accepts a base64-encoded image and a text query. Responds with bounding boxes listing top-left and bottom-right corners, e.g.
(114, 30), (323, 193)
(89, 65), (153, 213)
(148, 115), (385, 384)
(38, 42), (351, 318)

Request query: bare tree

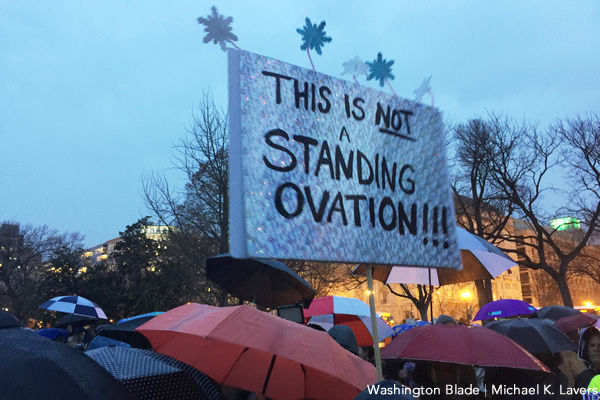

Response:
(0, 222), (82, 322)
(286, 261), (357, 297)
(387, 283), (433, 322)
(486, 113), (600, 307)
(142, 91), (229, 305)
(450, 117), (516, 308)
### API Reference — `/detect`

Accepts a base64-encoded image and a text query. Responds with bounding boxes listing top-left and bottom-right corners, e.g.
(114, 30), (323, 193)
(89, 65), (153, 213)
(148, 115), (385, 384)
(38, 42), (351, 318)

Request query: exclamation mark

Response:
(442, 207), (449, 249)
(432, 207), (439, 246)
(422, 204), (429, 245)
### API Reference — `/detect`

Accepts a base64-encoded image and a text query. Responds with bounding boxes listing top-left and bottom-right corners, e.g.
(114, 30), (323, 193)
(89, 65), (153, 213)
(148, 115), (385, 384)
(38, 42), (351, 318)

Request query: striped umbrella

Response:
(39, 295), (107, 319)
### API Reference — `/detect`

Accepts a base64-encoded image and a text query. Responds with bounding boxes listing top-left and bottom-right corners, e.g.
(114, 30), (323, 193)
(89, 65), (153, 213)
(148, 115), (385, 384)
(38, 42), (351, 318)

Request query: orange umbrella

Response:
(136, 303), (377, 400)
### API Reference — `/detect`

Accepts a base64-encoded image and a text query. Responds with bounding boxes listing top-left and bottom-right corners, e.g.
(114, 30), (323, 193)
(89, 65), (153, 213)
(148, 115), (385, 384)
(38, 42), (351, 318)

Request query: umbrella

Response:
(486, 318), (577, 355)
(553, 313), (600, 334)
(392, 321), (430, 336)
(353, 226), (517, 286)
(0, 310), (22, 329)
(96, 315), (156, 349)
(86, 346), (217, 400)
(118, 311), (163, 324)
(87, 335), (131, 350)
(304, 296), (394, 346)
(381, 324), (549, 372)
(534, 305), (581, 321)
(39, 295), (107, 319)
(56, 313), (101, 328)
(0, 329), (132, 400)
(205, 254), (316, 309)
(473, 299), (536, 321)
(136, 303), (377, 400)
(37, 328), (68, 342)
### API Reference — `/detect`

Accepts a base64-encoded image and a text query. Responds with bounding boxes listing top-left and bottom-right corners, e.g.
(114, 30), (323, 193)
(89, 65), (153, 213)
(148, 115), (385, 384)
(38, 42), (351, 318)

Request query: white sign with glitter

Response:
(228, 49), (461, 269)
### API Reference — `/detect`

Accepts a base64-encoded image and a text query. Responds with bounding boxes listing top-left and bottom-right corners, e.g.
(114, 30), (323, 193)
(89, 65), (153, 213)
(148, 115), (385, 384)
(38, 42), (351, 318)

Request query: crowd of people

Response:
(362, 314), (600, 400)
(4, 306), (600, 399)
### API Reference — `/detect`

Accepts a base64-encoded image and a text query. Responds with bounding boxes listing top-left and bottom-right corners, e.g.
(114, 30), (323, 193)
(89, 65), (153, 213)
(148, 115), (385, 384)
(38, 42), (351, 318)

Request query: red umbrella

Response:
(553, 312), (600, 334)
(304, 296), (395, 346)
(381, 324), (550, 372)
(136, 303), (377, 400)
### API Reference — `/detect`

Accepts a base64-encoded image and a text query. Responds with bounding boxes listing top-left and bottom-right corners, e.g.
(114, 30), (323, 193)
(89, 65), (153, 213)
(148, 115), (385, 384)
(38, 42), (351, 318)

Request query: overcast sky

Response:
(1, 1), (598, 247)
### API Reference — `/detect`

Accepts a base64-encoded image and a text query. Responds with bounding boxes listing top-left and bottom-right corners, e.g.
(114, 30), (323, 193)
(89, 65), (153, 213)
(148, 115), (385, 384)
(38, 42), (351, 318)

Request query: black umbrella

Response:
(205, 254), (316, 309)
(96, 316), (155, 349)
(533, 305), (581, 321)
(0, 329), (132, 400)
(56, 313), (101, 329)
(86, 346), (219, 400)
(486, 318), (577, 355)
(0, 310), (22, 329)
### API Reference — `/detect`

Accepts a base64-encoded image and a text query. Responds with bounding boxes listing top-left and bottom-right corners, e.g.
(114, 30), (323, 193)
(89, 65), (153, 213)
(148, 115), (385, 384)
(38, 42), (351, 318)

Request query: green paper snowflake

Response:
(197, 6), (238, 52)
(366, 52), (395, 87)
(296, 17), (332, 56)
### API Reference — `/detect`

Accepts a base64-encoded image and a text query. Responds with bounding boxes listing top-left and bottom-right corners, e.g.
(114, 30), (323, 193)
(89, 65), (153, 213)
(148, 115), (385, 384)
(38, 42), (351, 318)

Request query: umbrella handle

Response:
(366, 265), (383, 381)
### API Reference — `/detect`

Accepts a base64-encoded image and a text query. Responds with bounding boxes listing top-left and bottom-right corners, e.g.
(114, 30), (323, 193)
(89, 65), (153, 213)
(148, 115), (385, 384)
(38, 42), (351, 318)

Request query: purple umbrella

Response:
(473, 299), (536, 321)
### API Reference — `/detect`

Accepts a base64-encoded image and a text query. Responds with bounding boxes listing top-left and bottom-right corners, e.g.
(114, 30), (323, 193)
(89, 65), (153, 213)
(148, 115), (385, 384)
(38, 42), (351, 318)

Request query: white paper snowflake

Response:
(413, 76), (432, 102)
(342, 57), (369, 78)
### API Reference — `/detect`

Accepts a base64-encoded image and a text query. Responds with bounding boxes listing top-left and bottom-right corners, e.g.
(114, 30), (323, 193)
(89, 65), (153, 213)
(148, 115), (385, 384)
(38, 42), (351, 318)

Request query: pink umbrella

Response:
(382, 324), (549, 372)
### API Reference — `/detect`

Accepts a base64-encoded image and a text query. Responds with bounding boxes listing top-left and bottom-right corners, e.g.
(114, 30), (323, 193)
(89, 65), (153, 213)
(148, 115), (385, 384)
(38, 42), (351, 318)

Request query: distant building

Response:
(83, 225), (172, 266)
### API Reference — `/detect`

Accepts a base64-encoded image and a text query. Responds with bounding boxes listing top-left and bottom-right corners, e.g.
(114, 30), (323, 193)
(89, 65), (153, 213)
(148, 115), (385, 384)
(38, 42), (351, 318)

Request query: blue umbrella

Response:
(392, 321), (430, 336)
(36, 328), (68, 342)
(473, 299), (536, 321)
(118, 311), (163, 324)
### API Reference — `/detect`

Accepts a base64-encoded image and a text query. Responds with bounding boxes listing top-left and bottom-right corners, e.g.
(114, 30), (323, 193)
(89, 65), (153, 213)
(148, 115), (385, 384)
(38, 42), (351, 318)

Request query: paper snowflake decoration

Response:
(366, 52), (395, 87)
(296, 18), (332, 56)
(414, 76), (432, 102)
(197, 6), (238, 52)
(342, 57), (369, 78)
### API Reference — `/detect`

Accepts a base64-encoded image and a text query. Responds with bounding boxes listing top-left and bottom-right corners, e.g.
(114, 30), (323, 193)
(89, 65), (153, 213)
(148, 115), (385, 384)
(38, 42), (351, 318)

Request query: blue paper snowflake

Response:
(197, 6), (238, 52)
(366, 52), (395, 87)
(296, 18), (332, 56)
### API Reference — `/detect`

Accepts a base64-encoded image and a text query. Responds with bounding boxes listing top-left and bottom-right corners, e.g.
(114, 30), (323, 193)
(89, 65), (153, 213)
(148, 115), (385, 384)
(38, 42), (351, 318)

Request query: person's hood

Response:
(578, 326), (600, 362)
(435, 315), (458, 325)
(328, 325), (359, 356)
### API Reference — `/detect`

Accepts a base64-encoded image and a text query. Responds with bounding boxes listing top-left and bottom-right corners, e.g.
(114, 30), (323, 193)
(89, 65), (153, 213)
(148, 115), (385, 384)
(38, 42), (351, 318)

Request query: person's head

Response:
(579, 327), (600, 370)
(434, 315), (458, 326)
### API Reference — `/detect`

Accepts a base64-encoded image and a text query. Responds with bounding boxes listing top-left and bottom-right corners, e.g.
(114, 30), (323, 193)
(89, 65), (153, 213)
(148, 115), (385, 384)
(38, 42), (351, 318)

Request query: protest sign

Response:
(229, 49), (461, 269)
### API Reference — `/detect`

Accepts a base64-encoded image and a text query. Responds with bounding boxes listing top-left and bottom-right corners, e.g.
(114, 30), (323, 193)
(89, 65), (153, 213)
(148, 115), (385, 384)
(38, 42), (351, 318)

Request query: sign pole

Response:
(366, 265), (383, 381)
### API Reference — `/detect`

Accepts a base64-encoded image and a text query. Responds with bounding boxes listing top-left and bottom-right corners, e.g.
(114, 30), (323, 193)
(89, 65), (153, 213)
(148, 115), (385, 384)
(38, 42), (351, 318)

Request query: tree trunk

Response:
(475, 279), (493, 307)
(417, 304), (429, 322)
(556, 274), (574, 307)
